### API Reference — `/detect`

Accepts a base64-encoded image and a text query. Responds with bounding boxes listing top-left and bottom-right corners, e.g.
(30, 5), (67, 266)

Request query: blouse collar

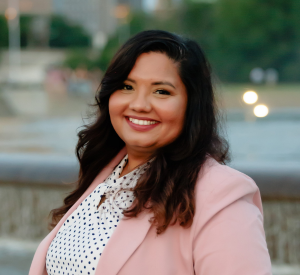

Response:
(103, 154), (152, 189)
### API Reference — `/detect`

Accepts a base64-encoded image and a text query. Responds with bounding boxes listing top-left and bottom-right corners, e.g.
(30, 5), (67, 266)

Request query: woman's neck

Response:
(119, 147), (154, 177)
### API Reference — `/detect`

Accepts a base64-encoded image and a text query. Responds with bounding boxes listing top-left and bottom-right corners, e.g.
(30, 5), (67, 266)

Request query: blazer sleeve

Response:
(192, 173), (272, 275)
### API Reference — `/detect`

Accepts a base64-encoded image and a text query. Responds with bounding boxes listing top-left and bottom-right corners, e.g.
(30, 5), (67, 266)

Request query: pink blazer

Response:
(29, 147), (272, 275)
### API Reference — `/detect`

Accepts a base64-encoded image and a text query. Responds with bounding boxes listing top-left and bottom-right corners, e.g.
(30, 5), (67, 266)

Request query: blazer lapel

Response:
(96, 208), (153, 275)
(29, 147), (127, 275)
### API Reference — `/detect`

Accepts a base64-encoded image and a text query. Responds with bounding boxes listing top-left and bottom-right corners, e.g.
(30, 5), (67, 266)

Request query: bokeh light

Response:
(243, 91), (258, 104)
(5, 7), (18, 20)
(254, 104), (269, 117)
(113, 4), (130, 19)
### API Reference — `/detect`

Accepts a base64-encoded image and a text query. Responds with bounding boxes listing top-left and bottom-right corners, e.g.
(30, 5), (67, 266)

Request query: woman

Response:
(30, 30), (272, 275)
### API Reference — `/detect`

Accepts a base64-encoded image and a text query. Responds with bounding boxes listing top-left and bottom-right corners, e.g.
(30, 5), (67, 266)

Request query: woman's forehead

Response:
(128, 52), (182, 86)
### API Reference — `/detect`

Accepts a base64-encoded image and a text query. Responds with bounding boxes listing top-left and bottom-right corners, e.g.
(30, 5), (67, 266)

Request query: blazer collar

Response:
(95, 147), (154, 274)
(96, 208), (153, 275)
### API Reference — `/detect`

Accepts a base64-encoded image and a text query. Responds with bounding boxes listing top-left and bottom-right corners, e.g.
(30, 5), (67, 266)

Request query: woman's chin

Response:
(125, 140), (158, 151)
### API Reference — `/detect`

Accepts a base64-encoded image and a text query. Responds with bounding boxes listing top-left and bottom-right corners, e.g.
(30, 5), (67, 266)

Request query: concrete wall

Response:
(0, 182), (73, 240)
(0, 154), (77, 239)
(264, 201), (300, 264)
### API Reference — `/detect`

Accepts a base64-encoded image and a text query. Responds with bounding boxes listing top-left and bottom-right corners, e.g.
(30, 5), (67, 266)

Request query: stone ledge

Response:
(231, 161), (300, 199)
(272, 264), (300, 275)
(1, 153), (299, 199)
(0, 153), (79, 185)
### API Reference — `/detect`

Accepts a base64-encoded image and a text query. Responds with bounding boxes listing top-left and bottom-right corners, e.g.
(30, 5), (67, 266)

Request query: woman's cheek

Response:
(156, 100), (185, 124)
(109, 97), (122, 133)
(109, 93), (124, 117)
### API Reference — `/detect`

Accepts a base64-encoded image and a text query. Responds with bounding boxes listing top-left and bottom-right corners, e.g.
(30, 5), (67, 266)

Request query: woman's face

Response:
(109, 51), (187, 155)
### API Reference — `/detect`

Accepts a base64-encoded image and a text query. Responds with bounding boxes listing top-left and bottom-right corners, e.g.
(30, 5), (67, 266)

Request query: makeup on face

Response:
(109, 51), (187, 152)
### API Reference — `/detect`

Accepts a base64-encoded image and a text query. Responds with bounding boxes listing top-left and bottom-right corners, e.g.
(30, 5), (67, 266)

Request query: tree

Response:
(177, 1), (216, 57)
(20, 15), (33, 47)
(213, 0), (300, 82)
(0, 16), (8, 48)
(49, 16), (91, 48)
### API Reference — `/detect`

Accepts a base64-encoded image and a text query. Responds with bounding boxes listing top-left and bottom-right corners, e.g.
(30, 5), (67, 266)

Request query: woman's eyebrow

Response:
(152, 81), (176, 89)
(126, 78), (176, 89)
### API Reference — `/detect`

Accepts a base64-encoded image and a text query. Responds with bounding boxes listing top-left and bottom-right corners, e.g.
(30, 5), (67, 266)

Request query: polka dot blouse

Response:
(46, 154), (150, 275)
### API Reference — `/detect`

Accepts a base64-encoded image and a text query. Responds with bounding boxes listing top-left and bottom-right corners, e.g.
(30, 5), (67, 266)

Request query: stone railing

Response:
(0, 154), (77, 239)
(0, 154), (299, 264)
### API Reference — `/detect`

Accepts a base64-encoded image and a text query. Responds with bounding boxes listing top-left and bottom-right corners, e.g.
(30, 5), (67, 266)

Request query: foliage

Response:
(136, 0), (300, 83)
(49, 16), (91, 48)
(177, 1), (216, 55)
(0, 15), (34, 48)
(20, 15), (33, 47)
(0, 15), (91, 49)
(210, 0), (300, 82)
(0, 16), (8, 48)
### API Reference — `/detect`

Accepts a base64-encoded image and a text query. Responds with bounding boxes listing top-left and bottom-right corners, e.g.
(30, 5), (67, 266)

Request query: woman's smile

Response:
(125, 116), (160, 132)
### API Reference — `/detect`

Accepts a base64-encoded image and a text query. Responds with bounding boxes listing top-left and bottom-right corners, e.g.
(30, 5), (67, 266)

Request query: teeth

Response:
(128, 117), (158, 125)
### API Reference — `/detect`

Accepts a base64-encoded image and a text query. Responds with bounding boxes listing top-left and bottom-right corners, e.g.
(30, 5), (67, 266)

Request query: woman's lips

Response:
(125, 116), (160, 132)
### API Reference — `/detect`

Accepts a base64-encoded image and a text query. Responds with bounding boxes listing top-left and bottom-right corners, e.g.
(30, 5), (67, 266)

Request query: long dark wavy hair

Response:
(50, 30), (230, 234)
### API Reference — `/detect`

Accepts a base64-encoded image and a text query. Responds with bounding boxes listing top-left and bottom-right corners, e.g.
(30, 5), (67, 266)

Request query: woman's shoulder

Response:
(194, 156), (262, 218)
(191, 157), (271, 274)
(196, 155), (258, 195)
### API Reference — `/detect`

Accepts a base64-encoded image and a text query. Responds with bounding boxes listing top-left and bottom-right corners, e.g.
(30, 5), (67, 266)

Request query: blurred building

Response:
(118, 0), (143, 11)
(0, 0), (125, 49)
(0, 0), (52, 15)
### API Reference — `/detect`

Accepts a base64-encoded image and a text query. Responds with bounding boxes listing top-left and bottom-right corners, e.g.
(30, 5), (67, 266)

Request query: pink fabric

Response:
(29, 148), (272, 275)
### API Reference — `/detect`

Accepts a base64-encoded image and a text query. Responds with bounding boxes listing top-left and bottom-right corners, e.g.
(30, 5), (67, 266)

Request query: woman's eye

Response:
(122, 84), (133, 90)
(154, 89), (170, 95)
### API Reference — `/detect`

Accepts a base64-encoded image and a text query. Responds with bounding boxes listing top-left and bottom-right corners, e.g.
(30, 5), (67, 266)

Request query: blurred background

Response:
(0, 0), (299, 274)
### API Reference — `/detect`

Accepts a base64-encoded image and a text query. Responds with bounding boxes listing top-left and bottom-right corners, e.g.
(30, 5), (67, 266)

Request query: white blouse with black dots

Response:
(46, 154), (150, 275)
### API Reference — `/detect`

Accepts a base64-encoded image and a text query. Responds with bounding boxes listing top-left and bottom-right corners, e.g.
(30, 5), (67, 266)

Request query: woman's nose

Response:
(129, 91), (152, 113)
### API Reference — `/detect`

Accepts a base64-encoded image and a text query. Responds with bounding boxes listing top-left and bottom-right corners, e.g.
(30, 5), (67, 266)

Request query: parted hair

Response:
(50, 30), (230, 234)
